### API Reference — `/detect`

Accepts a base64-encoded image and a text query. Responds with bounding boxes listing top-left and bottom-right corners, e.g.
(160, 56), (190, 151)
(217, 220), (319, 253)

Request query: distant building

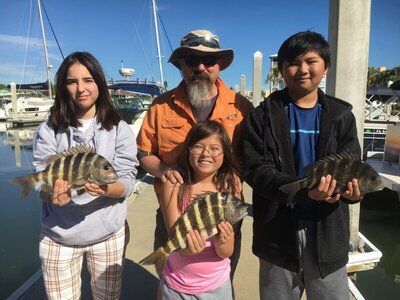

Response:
(377, 66), (387, 72)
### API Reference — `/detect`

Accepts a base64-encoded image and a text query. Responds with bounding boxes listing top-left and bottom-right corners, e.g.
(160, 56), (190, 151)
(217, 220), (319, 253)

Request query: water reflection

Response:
(0, 123), (41, 299)
(3, 127), (35, 167)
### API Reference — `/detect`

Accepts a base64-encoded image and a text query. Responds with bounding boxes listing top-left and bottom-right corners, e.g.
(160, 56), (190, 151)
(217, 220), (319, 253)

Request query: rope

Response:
(41, 0), (64, 59)
(157, 10), (174, 53)
(156, 8), (183, 80)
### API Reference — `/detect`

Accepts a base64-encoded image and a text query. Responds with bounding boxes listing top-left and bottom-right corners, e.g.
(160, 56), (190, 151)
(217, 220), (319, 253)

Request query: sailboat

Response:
(4, 0), (54, 125)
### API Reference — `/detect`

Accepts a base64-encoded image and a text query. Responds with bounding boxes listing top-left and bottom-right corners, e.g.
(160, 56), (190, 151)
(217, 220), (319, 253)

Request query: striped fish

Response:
(139, 192), (248, 275)
(280, 151), (384, 207)
(11, 145), (118, 199)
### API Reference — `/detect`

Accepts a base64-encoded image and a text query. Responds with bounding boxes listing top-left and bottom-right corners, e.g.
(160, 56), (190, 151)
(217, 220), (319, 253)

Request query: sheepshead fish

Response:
(280, 151), (384, 207)
(139, 192), (249, 275)
(11, 145), (118, 199)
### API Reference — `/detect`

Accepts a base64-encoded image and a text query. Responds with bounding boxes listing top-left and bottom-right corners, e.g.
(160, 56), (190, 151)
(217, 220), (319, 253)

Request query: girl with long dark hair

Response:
(33, 52), (138, 299)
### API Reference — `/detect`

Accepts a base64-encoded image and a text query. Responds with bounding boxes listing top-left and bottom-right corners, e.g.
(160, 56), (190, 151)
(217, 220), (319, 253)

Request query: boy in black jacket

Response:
(242, 31), (363, 299)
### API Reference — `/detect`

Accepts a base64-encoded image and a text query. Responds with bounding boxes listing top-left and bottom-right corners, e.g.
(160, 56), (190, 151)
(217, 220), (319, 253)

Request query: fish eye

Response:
(103, 165), (110, 171)
(370, 175), (377, 181)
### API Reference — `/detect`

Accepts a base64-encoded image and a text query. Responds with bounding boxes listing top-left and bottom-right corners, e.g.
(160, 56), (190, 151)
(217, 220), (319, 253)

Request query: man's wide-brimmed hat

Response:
(168, 29), (234, 70)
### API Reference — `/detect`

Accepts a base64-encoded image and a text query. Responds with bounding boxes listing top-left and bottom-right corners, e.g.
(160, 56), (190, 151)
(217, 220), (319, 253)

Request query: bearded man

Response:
(136, 29), (253, 282)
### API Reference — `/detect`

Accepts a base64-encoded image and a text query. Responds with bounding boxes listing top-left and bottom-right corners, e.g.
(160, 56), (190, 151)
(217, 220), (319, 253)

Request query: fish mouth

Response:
(235, 205), (249, 219)
(104, 173), (118, 183)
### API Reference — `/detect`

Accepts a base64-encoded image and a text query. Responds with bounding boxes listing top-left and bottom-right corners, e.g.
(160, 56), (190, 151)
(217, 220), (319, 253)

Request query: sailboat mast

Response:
(37, 0), (52, 99)
(152, 0), (164, 87)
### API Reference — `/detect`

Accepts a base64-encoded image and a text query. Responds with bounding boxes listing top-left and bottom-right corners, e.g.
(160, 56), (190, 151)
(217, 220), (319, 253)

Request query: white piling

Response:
(252, 51), (263, 107)
(240, 75), (246, 96)
(11, 82), (17, 118)
(327, 0), (372, 249)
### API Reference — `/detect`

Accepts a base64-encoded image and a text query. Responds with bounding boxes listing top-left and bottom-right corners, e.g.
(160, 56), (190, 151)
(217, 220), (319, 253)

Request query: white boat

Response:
(4, 96), (53, 121)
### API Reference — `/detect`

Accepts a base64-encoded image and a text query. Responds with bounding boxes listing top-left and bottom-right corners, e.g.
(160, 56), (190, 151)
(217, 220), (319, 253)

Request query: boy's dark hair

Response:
(50, 51), (121, 130)
(277, 31), (330, 71)
(177, 121), (239, 203)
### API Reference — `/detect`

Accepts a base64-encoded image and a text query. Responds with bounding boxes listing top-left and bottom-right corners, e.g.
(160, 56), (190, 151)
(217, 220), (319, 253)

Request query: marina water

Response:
(0, 123), (399, 299)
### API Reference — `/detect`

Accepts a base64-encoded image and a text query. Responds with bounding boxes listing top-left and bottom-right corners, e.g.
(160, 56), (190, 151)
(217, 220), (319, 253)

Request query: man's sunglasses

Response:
(183, 55), (220, 67)
(181, 36), (220, 49)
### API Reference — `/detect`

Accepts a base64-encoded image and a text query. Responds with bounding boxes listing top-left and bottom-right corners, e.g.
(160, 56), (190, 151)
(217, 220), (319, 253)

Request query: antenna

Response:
(119, 60), (135, 79)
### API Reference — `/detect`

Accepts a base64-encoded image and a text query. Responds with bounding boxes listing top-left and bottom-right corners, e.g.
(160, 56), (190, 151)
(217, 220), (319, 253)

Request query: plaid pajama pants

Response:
(39, 222), (130, 300)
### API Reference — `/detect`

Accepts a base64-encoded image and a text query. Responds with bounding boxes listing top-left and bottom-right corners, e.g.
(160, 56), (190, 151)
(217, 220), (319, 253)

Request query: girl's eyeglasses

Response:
(183, 55), (219, 68)
(189, 144), (223, 157)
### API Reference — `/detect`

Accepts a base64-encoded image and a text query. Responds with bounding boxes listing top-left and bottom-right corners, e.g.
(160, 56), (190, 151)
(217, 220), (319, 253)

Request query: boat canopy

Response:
(7, 81), (49, 91)
(108, 80), (164, 96)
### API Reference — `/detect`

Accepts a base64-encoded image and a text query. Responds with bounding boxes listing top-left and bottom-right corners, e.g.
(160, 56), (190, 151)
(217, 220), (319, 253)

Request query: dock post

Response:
(327, 0), (372, 249)
(11, 82), (17, 119)
(240, 75), (246, 96)
(252, 51), (263, 107)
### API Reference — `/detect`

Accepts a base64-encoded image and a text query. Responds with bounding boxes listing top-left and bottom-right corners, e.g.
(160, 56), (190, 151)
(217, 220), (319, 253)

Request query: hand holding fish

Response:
(84, 182), (108, 196)
(84, 181), (126, 198)
(308, 175), (341, 203)
(215, 222), (234, 245)
(213, 221), (235, 258)
(51, 179), (71, 206)
(341, 179), (363, 201)
(183, 230), (206, 255)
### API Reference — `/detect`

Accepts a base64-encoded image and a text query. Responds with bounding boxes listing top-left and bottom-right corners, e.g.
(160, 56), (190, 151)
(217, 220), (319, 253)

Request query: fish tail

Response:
(279, 180), (304, 208)
(10, 174), (37, 198)
(139, 247), (169, 276)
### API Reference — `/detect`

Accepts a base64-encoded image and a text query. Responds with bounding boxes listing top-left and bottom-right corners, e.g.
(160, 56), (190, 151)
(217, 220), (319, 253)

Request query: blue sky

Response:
(0, 0), (398, 90)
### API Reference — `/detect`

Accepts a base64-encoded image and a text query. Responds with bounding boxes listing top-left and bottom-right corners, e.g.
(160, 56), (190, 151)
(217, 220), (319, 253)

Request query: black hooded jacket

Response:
(241, 88), (361, 277)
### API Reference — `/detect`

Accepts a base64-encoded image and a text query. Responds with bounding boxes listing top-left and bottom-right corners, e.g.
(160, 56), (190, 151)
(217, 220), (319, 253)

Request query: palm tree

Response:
(367, 67), (378, 86)
(266, 66), (283, 92)
(368, 66), (400, 87)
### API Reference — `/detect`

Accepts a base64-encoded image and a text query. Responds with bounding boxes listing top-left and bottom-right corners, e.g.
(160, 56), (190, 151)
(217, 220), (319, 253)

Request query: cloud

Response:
(0, 62), (55, 84)
(0, 34), (56, 48)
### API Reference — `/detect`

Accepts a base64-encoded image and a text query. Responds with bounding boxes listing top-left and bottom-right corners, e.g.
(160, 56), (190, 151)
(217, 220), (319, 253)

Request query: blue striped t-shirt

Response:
(285, 101), (321, 219)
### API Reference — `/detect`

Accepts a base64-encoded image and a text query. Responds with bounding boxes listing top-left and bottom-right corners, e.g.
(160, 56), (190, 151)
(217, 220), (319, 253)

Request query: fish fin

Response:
(58, 144), (94, 157)
(41, 144), (94, 167)
(279, 181), (302, 208)
(41, 154), (61, 167)
(39, 184), (53, 202)
(304, 151), (359, 175)
(139, 247), (169, 276)
(71, 179), (87, 188)
(338, 150), (359, 161)
(10, 174), (36, 198)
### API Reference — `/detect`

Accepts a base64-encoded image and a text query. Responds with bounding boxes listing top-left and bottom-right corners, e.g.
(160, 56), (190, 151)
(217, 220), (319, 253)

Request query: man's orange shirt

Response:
(136, 78), (253, 199)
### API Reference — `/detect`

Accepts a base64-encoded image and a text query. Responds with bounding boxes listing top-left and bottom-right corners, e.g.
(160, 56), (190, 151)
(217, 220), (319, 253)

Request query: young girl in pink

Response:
(160, 120), (242, 299)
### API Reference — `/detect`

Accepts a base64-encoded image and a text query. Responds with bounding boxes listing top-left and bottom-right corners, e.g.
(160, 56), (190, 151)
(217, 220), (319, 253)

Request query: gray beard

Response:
(187, 74), (213, 111)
